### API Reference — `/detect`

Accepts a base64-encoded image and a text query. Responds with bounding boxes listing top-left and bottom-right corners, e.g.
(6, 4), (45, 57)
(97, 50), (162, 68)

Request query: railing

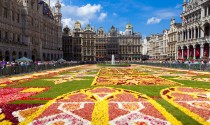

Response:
(0, 63), (80, 76)
(132, 62), (210, 71)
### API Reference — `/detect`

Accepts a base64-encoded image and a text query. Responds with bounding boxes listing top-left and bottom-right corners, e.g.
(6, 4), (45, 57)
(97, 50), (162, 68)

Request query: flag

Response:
(38, 0), (45, 5)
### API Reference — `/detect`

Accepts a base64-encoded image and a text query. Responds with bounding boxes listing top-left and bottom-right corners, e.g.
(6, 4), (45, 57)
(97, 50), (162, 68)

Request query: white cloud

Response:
(62, 18), (88, 29)
(60, 4), (103, 28)
(155, 9), (179, 19)
(46, 0), (65, 7)
(43, 0), (106, 29)
(62, 4), (101, 19)
(62, 18), (75, 29)
(175, 4), (182, 9)
(47, 0), (104, 29)
(113, 13), (117, 16)
(147, 17), (161, 24)
(98, 13), (107, 21)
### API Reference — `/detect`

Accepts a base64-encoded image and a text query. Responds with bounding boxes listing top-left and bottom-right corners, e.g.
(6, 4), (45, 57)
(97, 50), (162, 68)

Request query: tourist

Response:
(1, 59), (7, 69)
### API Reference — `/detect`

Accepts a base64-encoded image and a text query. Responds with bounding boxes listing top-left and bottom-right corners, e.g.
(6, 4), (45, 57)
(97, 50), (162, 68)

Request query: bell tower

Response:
(46, 0), (50, 6)
(183, 0), (187, 12)
(23, 0), (31, 8)
(54, 0), (62, 23)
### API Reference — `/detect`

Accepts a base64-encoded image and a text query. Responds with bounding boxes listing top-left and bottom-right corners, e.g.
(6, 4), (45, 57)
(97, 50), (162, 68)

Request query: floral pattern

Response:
(0, 65), (84, 87)
(92, 68), (179, 86)
(161, 87), (210, 125)
(44, 68), (98, 84)
(18, 87), (181, 125)
(0, 88), (48, 104)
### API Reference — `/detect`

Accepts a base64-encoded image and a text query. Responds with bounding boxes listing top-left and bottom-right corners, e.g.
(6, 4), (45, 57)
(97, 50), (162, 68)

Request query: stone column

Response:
(207, 6), (209, 16)
(201, 6), (205, 18)
(182, 31), (184, 41)
(194, 28), (196, 39)
(175, 45), (178, 60)
(182, 47), (184, 59)
(201, 27), (204, 38)
(200, 44), (204, 58)
(187, 46), (190, 59)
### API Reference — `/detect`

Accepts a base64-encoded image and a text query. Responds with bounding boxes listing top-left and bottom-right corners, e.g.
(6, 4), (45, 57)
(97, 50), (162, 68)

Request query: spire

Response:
(184, 0), (186, 3)
(47, 0), (50, 6)
(55, 0), (61, 8)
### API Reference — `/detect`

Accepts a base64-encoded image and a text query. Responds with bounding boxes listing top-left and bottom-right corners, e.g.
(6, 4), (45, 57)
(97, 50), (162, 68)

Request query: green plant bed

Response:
(111, 85), (172, 96)
(32, 79), (94, 98)
(157, 99), (201, 125)
(10, 100), (48, 104)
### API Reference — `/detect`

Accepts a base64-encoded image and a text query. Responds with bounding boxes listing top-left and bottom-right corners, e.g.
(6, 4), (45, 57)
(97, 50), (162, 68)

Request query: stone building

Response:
(106, 26), (119, 61)
(96, 27), (107, 61)
(118, 23), (142, 61)
(62, 22), (143, 62)
(146, 18), (182, 61)
(147, 34), (158, 59)
(168, 18), (181, 60)
(62, 26), (73, 61)
(177, 0), (210, 60)
(0, 0), (63, 62)
(162, 30), (169, 60)
(82, 24), (96, 62)
(72, 21), (82, 61)
(146, 32), (170, 60)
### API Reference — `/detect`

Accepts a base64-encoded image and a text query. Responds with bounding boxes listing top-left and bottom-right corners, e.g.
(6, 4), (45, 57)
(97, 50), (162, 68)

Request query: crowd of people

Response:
(0, 59), (72, 69)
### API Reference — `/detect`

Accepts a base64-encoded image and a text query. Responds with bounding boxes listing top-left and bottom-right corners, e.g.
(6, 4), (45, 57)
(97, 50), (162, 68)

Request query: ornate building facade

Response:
(177, 0), (210, 60)
(96, 27), (107, 61)
(106, 26), (119, 60)
(0, 0), (63, 62)
(82, 24), (96, 62)
(62, 22), (143, 62)
(118, 24), (142, 61)
(62, 26), (73, 61)
(145, 18), (181, 61)
(162, 30), (169, 59)
(168, 18), (181, 60)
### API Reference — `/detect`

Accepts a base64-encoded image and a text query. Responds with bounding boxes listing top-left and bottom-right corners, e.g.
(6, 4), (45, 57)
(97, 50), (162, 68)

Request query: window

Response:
(12, 11), (15, 21)
(3, 8), (8, 18)
(17, 13), (20, 23)
(12, 33), (15, 41)
(5, 32), (8, 40)
(17, 35), (20, 42)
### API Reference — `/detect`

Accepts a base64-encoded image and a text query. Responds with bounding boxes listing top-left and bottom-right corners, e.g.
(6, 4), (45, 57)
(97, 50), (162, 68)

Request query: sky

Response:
(49, 0), (183, 38)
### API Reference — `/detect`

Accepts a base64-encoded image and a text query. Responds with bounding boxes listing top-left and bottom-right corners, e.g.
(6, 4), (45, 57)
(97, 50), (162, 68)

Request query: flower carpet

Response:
(1, 64), (210, 124)
(43, 66), (98, 85)
(161, 87), (210, 125)
(15, 87), (181, 125)
(0, 87), (48, 104)
(92, 68), (179, 86)
(0, 65), (84, 87)
(172, 76), (210, 83)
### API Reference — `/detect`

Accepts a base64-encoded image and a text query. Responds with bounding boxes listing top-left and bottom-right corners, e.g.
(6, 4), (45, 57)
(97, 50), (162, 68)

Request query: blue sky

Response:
(51, 0), (183, 37)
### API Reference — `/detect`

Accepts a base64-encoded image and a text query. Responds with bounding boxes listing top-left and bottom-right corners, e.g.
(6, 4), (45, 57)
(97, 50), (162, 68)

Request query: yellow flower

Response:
(20, 88), (45, 93)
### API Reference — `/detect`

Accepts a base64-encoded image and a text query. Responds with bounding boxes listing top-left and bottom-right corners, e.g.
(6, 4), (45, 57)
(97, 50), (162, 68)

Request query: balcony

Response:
(201, 16), (210, 22)
(199, 36), (210, 43)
